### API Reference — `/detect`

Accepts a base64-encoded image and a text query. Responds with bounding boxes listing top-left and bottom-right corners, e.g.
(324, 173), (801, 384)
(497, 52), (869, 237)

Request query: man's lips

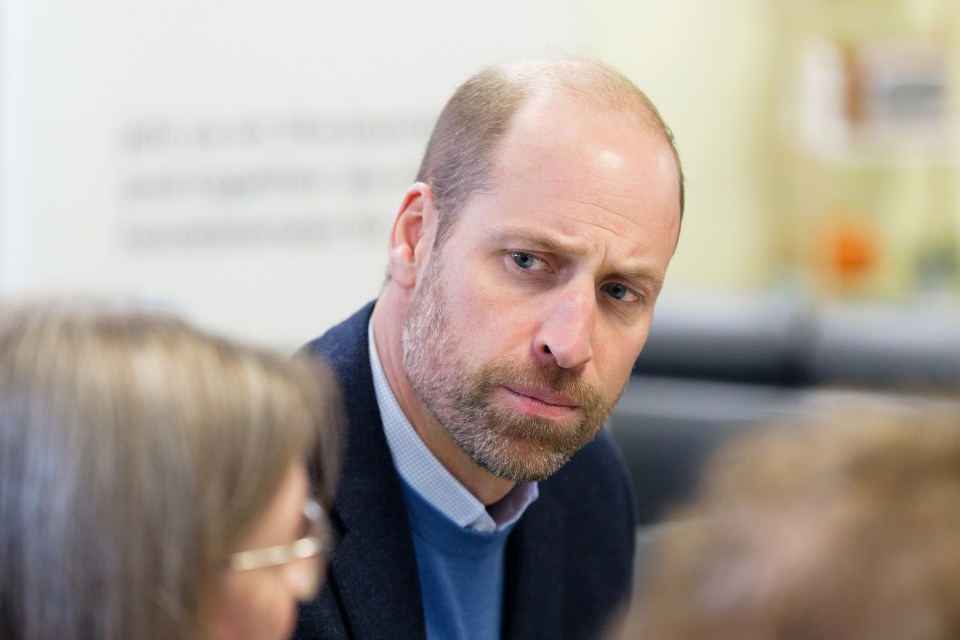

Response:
(501, 384), (578, 408)
(498, 384), (580, 420)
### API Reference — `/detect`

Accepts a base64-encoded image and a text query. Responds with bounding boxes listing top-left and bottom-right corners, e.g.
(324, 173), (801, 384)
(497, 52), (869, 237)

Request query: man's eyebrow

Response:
(493, 227), (666, 292)
(492, 228), (577, 255)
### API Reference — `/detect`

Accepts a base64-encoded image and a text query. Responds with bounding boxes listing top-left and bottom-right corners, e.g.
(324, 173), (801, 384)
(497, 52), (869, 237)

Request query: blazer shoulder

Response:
(301, 301), (376, 383)
(543, 428), (637, 537)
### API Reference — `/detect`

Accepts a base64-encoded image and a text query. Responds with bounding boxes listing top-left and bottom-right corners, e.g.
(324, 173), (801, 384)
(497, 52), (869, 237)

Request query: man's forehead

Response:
(490, 95), (676, 189)
(485, 140), (680, 240)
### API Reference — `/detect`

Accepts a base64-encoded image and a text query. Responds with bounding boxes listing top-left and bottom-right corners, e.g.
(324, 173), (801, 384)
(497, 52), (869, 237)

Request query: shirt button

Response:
(471, 522), (494, 533)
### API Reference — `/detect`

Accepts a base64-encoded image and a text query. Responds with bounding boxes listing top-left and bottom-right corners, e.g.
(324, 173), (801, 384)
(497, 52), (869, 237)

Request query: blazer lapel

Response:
(329, 470), (424, 639)
(502, 491), (566, 640)
(308, 302), (426, 639)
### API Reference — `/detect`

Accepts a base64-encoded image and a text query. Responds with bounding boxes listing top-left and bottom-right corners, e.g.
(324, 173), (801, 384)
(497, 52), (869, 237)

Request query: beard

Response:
(401, 253), (620, 482)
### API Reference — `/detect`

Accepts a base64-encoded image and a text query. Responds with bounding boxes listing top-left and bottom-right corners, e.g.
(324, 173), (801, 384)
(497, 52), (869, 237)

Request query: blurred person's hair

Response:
(619, 400), (960, 640)
(0, 301), (341, 640)
(415, 57), (685, 251)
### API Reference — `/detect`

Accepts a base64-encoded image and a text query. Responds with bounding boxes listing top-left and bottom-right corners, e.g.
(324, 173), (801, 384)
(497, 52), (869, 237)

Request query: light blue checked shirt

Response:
(368, 322), (538, 533)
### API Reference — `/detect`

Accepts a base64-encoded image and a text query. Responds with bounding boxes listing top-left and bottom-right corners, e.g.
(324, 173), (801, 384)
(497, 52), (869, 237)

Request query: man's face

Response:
(402, 95), (681, 482)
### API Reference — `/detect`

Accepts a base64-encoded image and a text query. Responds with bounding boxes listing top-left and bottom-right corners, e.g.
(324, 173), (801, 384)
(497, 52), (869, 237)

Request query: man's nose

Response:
(532, 286), (596, 371)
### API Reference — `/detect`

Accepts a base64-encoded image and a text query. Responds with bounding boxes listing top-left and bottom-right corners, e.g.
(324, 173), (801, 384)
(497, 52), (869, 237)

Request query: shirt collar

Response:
(368, 320), (538, 533)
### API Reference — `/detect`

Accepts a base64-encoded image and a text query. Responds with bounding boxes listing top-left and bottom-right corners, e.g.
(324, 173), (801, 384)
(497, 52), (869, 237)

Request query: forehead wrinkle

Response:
(532, 164), (673, 232)
(568, 194), (644, 235)
(578, 185), (682, 255)
(559, 192), (674, 255)
(488, 225), (591, 256)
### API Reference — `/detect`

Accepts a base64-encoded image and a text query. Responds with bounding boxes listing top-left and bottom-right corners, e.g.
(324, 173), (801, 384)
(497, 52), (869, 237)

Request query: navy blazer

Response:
(294, 302), (636, 640)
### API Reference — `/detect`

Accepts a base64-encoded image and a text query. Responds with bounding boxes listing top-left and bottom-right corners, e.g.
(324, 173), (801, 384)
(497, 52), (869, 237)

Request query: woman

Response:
(0, 302), (341, 639)
(618, 400), (960, 640)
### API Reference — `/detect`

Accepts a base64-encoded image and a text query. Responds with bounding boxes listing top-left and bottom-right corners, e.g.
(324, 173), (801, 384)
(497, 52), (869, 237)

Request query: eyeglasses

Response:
(229, 497), (333, 599)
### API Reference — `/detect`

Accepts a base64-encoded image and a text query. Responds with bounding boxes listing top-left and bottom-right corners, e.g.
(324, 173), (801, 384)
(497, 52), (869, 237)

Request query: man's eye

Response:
(512, 252), (543, 270)
(602, 282), (639, 302)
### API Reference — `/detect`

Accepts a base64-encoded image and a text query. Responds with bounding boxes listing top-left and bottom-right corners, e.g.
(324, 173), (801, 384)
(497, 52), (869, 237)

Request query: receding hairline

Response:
(416, 56), (684, 252)
(464, 57), (679, 163)
(497, 57), (670, 121)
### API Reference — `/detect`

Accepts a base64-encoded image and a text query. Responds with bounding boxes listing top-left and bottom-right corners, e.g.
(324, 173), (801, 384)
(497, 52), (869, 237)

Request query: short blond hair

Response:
(0, 301), (341, 640)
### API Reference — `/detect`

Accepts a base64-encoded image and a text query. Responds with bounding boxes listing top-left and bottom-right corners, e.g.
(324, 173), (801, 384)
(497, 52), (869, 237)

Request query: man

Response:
(296, 57), (684, 640)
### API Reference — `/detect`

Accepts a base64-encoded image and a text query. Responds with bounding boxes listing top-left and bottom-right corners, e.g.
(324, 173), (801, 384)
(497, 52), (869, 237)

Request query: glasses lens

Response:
(285, 553), (324, 600)
(284, 497), (332, 600)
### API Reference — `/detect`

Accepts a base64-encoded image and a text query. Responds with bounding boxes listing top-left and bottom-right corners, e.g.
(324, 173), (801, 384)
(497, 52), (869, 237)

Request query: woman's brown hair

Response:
(621, 400), (960, 640)
(0, 301), (341, 639)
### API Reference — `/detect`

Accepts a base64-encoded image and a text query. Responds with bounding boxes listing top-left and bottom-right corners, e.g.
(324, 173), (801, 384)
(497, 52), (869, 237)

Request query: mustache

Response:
(467, 359), (604, 410)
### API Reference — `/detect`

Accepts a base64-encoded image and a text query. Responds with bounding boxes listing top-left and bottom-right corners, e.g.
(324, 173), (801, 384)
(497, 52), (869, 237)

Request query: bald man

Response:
(296, 58), (684, 640)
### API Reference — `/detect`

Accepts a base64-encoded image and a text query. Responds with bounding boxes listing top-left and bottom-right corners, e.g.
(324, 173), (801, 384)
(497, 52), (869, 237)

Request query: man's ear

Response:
(388, 182), (438, 290)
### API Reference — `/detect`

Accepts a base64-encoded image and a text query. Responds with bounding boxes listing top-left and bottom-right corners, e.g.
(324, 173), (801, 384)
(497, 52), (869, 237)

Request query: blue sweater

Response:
(401, 480), (511, 640)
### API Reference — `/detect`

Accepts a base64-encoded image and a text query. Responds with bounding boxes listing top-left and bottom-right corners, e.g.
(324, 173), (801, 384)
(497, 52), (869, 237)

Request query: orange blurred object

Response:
(825, 218), (877, 277)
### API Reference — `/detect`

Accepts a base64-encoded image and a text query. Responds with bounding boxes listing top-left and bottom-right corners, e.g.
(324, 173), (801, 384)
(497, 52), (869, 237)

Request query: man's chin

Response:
(479, 459), (567, 483)
(466, 436), (578, 483)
